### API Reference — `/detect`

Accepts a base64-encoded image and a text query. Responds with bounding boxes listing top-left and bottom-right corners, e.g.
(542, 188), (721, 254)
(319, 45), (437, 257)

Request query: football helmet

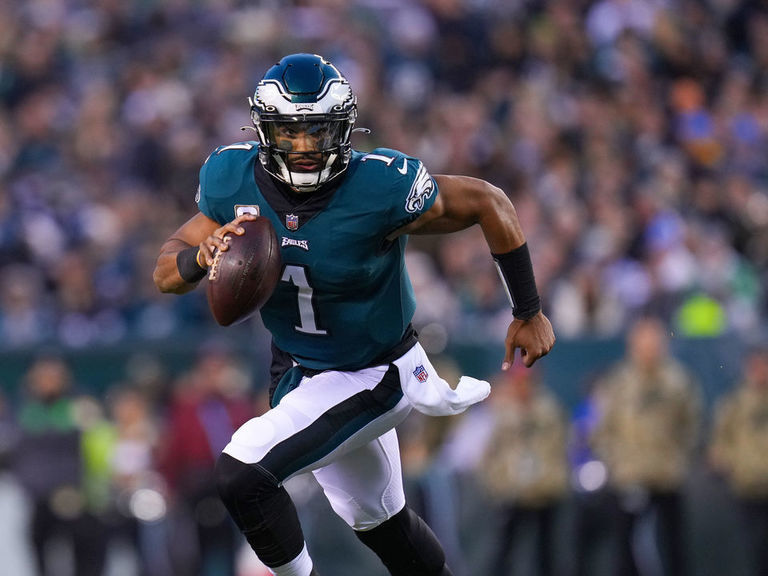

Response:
(250, 54), (358, 193)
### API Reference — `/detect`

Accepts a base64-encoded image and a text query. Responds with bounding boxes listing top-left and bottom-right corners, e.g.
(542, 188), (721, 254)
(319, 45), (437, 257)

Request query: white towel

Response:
(404, 374), (491, 416)
(392, 342), (491, 416)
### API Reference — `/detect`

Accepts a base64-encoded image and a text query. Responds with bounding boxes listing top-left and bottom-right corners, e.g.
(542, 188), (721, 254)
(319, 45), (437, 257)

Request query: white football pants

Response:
(222, 344), (433, 531)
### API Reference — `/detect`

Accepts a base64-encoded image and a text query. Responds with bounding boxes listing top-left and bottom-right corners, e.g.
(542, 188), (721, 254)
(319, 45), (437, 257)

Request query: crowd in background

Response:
(0, 0), (767, 350)
(2, 0), (768, 575)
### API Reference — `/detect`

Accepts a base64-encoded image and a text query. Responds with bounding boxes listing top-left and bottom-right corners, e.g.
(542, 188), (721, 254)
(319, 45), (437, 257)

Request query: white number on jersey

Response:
(282, 265), (327, 335)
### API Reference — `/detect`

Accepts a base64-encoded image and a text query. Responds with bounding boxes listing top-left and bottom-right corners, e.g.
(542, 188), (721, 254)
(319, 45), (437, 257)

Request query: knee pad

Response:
(215, 453), (305, 567)
(215, 452), (280, 518)
(355, 506), (451, 576)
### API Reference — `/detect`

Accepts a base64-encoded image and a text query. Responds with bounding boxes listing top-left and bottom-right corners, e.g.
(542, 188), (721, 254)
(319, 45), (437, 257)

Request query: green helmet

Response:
(250, 54), (358, 193)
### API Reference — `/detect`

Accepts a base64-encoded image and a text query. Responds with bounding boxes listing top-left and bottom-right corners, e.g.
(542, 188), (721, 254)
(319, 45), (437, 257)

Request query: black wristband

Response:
(492, 243), (542, 320)
(176, 246), (207, 284)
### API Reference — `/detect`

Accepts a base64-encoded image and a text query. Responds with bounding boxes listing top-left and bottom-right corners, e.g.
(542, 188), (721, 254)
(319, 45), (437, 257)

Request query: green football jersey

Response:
(197, 142), (439, 370)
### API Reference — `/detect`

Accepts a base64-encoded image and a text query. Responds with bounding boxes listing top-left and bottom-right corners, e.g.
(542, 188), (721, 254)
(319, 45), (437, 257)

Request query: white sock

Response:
(268, 543), (314, 576)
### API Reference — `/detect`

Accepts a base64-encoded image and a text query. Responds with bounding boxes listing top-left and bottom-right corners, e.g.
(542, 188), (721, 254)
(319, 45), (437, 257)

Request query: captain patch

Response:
(235, 204), (260, 217)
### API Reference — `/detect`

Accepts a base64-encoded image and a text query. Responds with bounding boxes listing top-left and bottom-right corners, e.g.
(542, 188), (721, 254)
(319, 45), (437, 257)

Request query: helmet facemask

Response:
(254, 116), (353, 193)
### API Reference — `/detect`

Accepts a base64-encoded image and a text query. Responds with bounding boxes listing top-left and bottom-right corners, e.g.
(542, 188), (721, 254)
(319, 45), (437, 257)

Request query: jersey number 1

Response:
(281, 265), (327, 335)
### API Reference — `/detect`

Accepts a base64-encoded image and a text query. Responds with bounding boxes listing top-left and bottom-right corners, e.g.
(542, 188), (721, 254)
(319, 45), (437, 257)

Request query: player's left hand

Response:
(503, 311), (555, 369)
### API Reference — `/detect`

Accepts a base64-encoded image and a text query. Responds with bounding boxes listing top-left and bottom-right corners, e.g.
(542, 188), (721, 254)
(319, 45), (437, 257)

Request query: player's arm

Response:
(390, 174), (555, 368)
(153, 211), (257, 294)
(391, 174), (524, 250)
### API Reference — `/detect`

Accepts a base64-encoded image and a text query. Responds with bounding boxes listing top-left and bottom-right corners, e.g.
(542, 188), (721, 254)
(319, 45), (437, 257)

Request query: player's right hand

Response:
(198, 213), (259, 267)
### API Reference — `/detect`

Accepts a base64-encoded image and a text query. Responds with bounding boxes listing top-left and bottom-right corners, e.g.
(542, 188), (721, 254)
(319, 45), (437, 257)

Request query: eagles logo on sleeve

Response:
(405, 163), (435, 213)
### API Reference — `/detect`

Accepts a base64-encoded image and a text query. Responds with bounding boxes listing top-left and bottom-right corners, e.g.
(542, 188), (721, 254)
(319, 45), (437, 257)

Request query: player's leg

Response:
(355, 508), (453, 576)
(216, 363), (412, 576)
(312, 429), (453, 576)
(216, 454), (309, 574)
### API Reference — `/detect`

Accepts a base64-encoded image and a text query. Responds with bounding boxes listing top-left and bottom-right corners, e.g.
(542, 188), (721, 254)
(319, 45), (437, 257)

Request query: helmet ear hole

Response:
(250, 54), (357, 193)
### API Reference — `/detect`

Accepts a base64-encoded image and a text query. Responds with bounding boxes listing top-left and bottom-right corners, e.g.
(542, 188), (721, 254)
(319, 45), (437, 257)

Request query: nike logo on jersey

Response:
(397, 158), (408, 175)
(282, 237), (310, 250)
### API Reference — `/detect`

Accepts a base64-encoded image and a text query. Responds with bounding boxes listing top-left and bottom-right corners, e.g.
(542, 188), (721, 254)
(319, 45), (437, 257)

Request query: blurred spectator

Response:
(591, 316), (702, 576)
(0, 387), (31, 576)
(105, 383), (172, 576)
(478, 365), (568, 576)
(0, 264), (53, 347)
(157, 344), (255, 576)
(13, 353), (109, 576)
(567, 374), (614, 576)
(0, 388), (18, 471)
(709, 344), (768, 576)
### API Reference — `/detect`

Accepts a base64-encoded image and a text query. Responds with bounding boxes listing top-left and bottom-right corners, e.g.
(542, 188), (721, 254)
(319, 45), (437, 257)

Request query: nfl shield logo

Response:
(413, 365), (429, 383)
(286, 213), (299, 231)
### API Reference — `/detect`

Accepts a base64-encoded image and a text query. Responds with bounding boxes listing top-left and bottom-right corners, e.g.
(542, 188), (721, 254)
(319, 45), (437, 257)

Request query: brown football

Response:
(206, 217), (282, 326)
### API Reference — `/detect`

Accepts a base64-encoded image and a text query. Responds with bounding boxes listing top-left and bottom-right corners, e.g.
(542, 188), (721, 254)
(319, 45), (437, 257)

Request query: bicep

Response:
(387, 175), (483, 239)
(388, 174), (525, 253)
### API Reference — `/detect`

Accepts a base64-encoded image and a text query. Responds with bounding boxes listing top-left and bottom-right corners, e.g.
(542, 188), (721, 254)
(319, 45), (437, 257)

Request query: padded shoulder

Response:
(197, 141), (259, 221)
(352, 148), (438, 223)
(354, 147), (413, 186)
(355, 148), (438, 233)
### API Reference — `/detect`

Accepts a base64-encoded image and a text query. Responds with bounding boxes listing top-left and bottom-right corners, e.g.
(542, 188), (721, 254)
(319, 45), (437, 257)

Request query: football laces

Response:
(207, 236), (231, 281)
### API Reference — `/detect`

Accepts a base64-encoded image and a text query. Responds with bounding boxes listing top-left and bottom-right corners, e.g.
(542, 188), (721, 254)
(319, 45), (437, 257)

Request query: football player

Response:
(154, 53), (555, 576)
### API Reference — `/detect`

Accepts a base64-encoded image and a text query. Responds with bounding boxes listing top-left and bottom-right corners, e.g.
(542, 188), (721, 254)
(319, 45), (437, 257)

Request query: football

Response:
(206, 217), (282, 326)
